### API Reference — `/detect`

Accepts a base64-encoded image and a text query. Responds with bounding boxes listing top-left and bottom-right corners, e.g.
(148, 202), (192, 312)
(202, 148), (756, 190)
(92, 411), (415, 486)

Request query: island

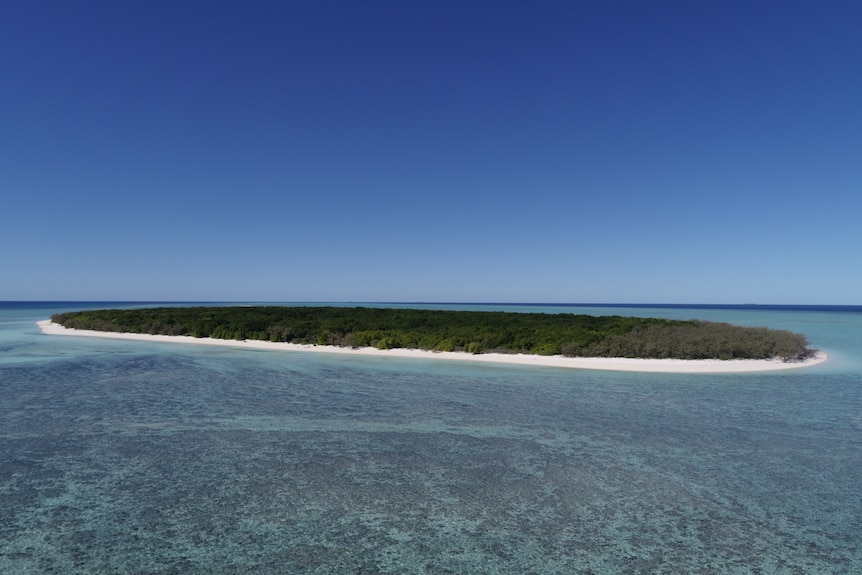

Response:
(41, 306), (827, 373)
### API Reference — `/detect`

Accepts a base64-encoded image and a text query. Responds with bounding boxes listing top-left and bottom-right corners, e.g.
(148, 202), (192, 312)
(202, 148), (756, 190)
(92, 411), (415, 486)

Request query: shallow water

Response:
(2, 303), (860, 573)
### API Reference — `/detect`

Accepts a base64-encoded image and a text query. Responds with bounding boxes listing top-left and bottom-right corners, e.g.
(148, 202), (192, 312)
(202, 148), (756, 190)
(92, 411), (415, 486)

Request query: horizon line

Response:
(4, 300), (861, 309)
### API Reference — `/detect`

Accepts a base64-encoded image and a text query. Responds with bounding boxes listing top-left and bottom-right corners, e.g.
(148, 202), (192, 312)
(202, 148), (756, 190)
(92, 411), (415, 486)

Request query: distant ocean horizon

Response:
(2, 301), (860, 573)
(4, 300), (862, 312)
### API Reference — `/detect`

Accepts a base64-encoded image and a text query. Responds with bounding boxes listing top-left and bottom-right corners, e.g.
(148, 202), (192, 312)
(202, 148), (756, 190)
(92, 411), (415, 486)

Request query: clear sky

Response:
(2, 1), (860, 303)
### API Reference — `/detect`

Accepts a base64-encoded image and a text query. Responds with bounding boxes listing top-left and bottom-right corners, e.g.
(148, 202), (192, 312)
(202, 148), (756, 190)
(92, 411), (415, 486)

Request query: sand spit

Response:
(38, 320), (827, 373)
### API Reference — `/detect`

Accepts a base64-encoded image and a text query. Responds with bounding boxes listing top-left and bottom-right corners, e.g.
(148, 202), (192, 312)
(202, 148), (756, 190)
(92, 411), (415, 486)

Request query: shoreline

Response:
(37, 320), (828, 373)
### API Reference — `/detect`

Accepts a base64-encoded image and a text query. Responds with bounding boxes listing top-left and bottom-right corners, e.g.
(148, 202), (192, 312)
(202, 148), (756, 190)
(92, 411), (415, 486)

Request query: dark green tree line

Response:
(51, 306), (815, 361)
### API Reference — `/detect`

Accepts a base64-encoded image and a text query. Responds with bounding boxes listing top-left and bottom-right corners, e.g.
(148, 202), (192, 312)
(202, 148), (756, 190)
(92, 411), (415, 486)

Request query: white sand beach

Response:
(37, 320), (828, 373)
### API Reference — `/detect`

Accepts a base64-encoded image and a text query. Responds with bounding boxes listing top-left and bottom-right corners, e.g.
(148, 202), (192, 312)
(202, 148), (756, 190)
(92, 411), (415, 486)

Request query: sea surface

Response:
(1, 302), (860, 574)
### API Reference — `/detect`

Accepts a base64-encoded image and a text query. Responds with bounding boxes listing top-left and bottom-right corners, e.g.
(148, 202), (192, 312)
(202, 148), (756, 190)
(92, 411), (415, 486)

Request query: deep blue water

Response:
(1, 302), (860, 574)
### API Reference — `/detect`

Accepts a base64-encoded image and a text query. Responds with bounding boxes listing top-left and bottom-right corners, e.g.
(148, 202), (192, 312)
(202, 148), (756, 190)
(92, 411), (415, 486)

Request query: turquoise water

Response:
(1, 303), (860, 574)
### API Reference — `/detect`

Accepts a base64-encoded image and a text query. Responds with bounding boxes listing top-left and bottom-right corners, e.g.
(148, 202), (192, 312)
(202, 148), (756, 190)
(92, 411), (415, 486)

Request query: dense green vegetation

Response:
(51, 306), (815, 361)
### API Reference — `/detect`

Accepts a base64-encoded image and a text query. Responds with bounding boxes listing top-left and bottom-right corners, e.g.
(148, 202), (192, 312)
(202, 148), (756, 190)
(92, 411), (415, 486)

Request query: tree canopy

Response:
(51, 306), (815, 361)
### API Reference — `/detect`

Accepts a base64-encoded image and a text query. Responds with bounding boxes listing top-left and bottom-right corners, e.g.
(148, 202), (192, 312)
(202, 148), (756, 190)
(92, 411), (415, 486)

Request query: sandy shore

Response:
(37, 320), (828, 373)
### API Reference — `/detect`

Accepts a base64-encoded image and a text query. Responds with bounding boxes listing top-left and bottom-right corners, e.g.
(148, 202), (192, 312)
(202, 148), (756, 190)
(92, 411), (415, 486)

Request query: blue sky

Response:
(2, 1), (860, 303)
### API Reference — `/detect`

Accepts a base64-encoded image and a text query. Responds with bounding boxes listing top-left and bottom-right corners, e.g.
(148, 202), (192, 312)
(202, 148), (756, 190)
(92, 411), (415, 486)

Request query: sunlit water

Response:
(1, 302), (860, 574)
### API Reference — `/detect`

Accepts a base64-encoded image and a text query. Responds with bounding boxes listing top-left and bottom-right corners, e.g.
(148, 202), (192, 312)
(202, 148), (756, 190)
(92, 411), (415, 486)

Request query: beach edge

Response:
(37, 320), (828, 373)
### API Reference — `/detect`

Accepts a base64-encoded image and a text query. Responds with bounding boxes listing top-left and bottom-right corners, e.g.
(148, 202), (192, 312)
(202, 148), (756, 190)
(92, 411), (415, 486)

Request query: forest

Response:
(51, 306), (815, 361)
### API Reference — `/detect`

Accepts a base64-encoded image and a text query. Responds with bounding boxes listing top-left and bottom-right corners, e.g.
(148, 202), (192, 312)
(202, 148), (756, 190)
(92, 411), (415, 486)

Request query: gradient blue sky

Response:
(3, 1), (860, 303)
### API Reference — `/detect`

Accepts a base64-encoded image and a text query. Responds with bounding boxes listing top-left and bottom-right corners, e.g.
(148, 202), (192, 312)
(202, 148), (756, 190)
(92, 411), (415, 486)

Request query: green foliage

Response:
(50, 306), (815, 361)
(465, 342), (483, 354)
(530, 342), (560, 356)
(434, 338), (455, 352)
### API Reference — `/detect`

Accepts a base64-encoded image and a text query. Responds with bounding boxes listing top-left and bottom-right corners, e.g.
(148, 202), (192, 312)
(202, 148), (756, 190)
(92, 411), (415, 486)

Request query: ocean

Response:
(1, 302), (860, 574)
